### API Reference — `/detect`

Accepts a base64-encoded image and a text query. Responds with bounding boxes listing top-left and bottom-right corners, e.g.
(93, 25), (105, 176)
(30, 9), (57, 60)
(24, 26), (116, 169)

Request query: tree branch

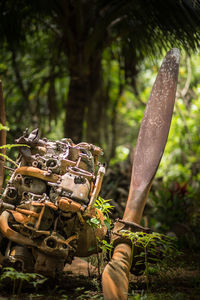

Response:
(181, 56), (191, 98)
(11, 48), (28, 100)
(0, 81), (6, 193)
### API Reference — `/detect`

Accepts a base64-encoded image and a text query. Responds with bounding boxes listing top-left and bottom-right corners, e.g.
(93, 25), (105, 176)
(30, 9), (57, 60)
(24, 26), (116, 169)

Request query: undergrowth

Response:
(0, 267), (47, 296)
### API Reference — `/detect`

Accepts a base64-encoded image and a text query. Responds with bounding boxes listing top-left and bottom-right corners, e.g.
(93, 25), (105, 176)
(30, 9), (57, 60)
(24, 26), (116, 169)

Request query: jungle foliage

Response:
(0, 4), (200, 300)
(1, 0), (200, 148)
(0, 1), (200, 248)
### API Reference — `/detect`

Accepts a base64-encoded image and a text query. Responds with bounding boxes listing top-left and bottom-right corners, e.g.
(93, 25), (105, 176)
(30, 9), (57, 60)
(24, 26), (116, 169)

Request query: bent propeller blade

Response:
(103, 49), (180, 300)
(123, 48), (180, 223)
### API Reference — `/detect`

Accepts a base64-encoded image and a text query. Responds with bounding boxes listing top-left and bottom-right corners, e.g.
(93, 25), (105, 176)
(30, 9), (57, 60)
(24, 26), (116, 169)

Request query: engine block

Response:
(0, 129), (107, 276)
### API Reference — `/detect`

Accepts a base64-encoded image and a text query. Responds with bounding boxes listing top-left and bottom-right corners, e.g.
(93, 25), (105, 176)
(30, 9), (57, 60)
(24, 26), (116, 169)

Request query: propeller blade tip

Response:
(167, 48), (180, 64)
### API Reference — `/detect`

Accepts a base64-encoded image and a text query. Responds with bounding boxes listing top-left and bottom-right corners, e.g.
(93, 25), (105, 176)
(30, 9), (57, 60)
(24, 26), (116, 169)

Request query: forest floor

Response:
(0, 250), (199, 300)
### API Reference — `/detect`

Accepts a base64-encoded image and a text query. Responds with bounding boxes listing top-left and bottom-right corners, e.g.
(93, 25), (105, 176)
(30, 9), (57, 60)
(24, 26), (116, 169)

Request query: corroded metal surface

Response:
(102, 243), (132, 300)
(123, 48), (180, 224)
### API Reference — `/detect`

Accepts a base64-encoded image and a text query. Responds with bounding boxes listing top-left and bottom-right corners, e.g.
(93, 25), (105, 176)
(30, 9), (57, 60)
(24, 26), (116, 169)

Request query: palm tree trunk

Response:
(64, 74), (88, 143)
(86, 56), (103, 145)
(64, 54), (104, 145)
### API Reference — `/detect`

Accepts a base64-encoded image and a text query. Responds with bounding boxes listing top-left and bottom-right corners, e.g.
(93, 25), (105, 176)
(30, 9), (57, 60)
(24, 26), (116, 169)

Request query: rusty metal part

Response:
(76, 208), (107, 257)
(39, 232), (76, 258)
(9, 210), (33, 225)
(14, 166), (60, 183)
(123, 48), (180, 224)
(15, 208), (39, 218)
(46, 158), (60, 172)
(15, 128), (46, 148)
(5, 240), (11, 256)
(76, 143), (103, 171)
(35, 205), (45, 230)
(30, 203), (55, 230)
(64, 143), (96, 173)
(87, 165), (105, 210)
(44, 201), (58, 211)
(15, 173), (23, 183)
(33, 249), (65, 277)
(19, 147), (35, 164)
(58, 197), (85, 213)
(76, 142), (102, 155)
(67, 166), (94, 181)
(77, 211), (85, 224)
(10, 246), (35, 272)
(111, 219), (151, 248)
(34, 146), (47, 154)
(0, 201), (15, 212)
(0, 210), (35, 246)
(89, 181), (94, 198)
(2, 186), (18, 204)
(102, 243), (132, 300)
(9, 203), (55, 232)
(76, 223), (107, 257)
(59, 172), (90, 203)
(60, 159), (76, 173)
(3, 165), (15, 171)
(65, 234), (78, 245)
(17, 176), (47, 196)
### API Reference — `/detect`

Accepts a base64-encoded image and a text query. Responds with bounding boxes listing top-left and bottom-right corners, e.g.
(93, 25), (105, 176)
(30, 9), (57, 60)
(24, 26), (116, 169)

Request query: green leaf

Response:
(0, 124), (9, 131)
(90, 217), (101, 225)
(0, 153), (19, 167)
(0, 144), (30, 150)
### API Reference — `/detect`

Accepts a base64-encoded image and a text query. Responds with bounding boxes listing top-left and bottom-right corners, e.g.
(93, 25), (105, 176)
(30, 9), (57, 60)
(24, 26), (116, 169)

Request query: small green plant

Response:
(94, 196), (114, 230)
(0, 144), (30, 167)
(129, 290), (148, 300)
(86, 197), (113, 234)
(97, 238), (113, 255)
(87, 197), (114, 230)
(86, 197), (114, 274)
(119, 230), (178, 290)
(0, 267), (47, 296)
(76, 289), (103, 300)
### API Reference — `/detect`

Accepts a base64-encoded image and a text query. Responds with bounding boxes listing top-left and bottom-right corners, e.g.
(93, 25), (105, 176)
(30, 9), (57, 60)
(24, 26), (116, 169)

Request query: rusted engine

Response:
(0, 129), (107, 276)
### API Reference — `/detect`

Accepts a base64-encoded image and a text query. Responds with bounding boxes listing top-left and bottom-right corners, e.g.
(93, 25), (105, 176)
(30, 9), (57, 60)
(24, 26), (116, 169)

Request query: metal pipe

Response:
(0, 210), (35, 246)
(87, 165), (105, 210)
(0, 201), (15, 211)
(58, 197), (85, 213)
(14, 166), (61, 183)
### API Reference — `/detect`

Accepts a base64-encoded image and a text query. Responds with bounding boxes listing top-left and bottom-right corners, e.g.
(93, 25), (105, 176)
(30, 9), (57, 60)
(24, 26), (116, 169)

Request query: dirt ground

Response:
(0, 251), (199, 300)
